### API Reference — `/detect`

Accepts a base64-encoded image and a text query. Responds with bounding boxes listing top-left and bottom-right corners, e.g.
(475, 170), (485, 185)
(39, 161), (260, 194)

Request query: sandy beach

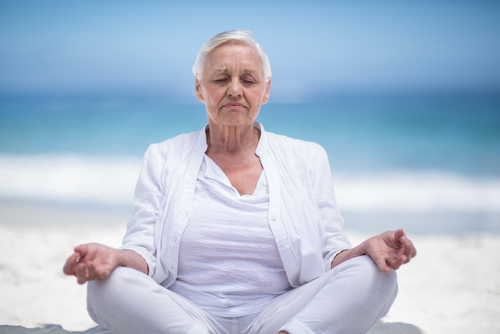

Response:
(0, 200), (499, 334)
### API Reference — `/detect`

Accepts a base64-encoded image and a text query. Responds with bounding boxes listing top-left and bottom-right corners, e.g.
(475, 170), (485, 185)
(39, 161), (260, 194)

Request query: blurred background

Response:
(1, 0), (499, 234)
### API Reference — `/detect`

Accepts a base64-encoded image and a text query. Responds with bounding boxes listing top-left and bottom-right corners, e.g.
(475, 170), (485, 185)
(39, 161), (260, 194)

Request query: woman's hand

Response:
(63, 243), (148, 284)
(360, 229), (417, 273)
(331, 229), (416, 272)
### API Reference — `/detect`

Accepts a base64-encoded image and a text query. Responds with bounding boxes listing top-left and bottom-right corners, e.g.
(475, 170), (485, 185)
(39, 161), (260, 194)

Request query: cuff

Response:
(118, 246), (156, 277)
(324, 248), (349, 272)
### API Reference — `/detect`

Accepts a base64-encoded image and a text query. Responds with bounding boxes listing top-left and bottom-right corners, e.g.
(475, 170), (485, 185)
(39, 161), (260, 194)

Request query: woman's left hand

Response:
(361, 229), (417, 273)
(331, 229), (417, 272)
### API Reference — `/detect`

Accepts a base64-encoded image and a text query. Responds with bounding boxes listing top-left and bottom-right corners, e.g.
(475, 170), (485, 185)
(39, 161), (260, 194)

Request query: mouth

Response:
(223, 103), (246, 109)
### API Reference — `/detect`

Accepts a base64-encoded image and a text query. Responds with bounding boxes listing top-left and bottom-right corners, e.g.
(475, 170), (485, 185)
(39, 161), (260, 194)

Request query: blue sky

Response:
(1, 0), (499, 102)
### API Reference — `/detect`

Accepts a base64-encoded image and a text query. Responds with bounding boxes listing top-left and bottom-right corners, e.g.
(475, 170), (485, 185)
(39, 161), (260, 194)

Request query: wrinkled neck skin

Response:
(205, 120), (260, 161)
(205, 118), (263, 197)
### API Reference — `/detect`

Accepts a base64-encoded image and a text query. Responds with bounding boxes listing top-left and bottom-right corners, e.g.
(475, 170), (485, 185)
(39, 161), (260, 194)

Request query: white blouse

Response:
(168, 155), (292, 317)
(120, 123), (351, 288)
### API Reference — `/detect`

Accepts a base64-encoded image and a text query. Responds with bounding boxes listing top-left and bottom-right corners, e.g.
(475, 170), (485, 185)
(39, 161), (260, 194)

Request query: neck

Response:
(206, 121), (259, 156)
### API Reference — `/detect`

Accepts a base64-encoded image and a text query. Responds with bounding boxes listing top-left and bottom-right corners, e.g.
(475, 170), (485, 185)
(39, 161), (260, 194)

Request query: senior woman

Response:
(64, 30), (416, 334)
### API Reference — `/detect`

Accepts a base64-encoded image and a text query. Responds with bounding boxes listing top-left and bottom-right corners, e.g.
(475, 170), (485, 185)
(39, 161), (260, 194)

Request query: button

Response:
(271, 215), (276, 221)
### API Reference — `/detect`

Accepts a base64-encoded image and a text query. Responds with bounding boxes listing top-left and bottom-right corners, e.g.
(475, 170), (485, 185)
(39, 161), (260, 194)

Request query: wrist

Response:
(354, 241), (368, 257)
(330, 243), (368, 269)
(117, 249), (131, 268)
(118, 249), (149, 275)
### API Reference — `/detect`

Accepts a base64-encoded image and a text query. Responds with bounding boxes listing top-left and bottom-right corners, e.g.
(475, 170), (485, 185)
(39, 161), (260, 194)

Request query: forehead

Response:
(203, 42), (264, 76)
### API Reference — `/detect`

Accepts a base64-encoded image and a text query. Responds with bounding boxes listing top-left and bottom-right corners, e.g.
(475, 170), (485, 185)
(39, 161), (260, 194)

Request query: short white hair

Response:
(192, 30), (272, 82)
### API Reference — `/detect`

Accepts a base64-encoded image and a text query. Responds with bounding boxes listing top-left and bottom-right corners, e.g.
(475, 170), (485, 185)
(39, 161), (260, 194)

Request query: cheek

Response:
(250, 90), (265, 106)
(204, 88), (224, 105)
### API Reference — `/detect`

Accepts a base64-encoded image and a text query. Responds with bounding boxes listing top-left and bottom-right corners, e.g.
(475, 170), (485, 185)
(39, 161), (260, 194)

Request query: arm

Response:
(308, 143), (351, 270)
(306, 144), (416, 272)
(63, 144), (166, 284)
(63, 243), (148, 284)
(118, 143), (165, 277)
(331, 229), (417, 272)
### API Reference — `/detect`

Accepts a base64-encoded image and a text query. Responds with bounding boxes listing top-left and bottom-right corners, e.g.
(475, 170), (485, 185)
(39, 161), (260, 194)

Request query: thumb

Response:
(74, 244), (89, 258)
(394, 229), (405, 239)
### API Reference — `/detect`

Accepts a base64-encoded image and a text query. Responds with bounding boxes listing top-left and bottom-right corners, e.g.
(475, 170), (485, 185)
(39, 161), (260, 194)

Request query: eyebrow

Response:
(212, 68), (258, 75)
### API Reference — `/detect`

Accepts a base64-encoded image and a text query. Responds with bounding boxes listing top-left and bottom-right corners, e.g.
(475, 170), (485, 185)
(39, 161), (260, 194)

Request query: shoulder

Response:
(146, 131), (200, 158)
(137, 130), (204, 184)
(152, 131), (199, 150)
(266, 132), (328, 160)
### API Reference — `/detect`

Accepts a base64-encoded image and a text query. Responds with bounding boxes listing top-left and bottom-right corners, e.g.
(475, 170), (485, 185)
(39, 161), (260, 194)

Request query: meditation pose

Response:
(64, 30), (416, 334)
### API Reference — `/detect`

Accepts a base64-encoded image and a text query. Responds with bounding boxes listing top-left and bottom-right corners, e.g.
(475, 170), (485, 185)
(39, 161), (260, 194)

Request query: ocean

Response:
(1, 94), (499, 234)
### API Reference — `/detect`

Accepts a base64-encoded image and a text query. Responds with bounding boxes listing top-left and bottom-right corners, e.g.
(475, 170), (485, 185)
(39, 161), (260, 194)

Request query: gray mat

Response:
(0, 325), (110, 334)
(0, 322), (422, 333)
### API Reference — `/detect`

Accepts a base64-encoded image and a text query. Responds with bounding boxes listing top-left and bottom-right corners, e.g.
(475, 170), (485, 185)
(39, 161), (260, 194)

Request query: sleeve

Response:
(309, 143), (352, 272)
(119, 144), (165, 277)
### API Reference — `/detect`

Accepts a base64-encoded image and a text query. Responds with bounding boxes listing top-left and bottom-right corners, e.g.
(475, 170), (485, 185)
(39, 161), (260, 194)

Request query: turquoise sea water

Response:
(1, 94), (499, 234)
(1, 94), (499, 177)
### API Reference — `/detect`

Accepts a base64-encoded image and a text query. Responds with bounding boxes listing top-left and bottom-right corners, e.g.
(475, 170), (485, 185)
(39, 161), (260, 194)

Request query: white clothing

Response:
(88, 123), (399, 333)
(169, 155), (291, 318)
(119, 122), (351, 289)
(87, 255), (398, 334)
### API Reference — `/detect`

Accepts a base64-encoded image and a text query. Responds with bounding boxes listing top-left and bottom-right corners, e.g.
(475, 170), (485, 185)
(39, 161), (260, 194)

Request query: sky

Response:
(1, 0), (499, 103)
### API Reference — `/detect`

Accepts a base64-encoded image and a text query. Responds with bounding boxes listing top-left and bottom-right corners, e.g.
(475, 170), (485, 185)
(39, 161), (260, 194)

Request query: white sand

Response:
(1, 200), (499, 333)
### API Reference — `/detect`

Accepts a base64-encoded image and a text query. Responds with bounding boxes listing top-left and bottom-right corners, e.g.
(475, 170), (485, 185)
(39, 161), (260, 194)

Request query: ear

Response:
(261, 78), (271, 105)
(195, 77), (204, 102)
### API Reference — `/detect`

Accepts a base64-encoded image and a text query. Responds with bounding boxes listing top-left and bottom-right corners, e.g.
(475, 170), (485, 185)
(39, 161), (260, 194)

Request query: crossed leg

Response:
(246, 255), (398, 334)
(87, 267), (225, 334)
(87, 255), (397, 334)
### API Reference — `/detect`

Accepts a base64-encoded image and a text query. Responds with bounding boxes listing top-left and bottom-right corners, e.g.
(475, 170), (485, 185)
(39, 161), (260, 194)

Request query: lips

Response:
(223, 103), (246, 109)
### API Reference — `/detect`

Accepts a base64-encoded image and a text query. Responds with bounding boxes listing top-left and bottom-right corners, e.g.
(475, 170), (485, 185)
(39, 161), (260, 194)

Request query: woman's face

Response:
(195, 42), (271, 127)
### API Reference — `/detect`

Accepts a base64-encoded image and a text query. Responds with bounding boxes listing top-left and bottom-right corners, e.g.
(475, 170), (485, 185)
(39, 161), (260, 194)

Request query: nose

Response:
(227, 79), (242, 98)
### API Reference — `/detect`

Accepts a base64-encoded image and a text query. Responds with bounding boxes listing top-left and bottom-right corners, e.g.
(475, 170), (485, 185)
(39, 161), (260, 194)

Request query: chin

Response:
(217, 115), (254, 127)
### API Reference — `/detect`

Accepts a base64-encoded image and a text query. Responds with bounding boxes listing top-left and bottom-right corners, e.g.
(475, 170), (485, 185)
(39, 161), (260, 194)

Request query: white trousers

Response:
(87, 255), (397, 334)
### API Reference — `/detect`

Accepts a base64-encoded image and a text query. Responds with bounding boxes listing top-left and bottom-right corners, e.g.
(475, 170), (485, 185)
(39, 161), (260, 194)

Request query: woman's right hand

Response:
(63, 243), (148, 284)
(63, 243), (123, 284)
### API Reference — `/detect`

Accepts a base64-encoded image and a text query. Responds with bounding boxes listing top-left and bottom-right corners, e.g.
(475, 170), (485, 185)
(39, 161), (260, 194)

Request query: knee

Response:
(88, 267), (129, 301)
(358, 255), (397, 289)
(335, 255), (398, 318)
(341, 255), (398, 301)
(87, 267), (143, 319)
(355, 255), (398, 315)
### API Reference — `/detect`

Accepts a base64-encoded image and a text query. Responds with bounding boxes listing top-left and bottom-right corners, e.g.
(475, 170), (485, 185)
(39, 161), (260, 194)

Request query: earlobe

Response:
(195, 78), (204, 102)
(261, 79), (271, 105)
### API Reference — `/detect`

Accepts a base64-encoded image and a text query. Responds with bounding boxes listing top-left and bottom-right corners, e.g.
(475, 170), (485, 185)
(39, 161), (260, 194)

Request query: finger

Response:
(93, 258), (113, 280)
(409, 239), (417, 258)
(75, 263), (88, 285)
(372, 255), (392, 273)
(74, 244), (89, 258)
(87, 261), (105, 281)
(401, 236), (417, 261)
(95, 266), (110, 280)
(394, 229), (405, 244)
(63, 252), (79, 275)
(389, 254), (407, 270)
(400, 236), (413, 261)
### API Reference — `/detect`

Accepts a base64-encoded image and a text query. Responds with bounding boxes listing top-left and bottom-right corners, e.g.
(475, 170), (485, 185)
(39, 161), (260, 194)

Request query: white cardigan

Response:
(120, 122), (351, 288)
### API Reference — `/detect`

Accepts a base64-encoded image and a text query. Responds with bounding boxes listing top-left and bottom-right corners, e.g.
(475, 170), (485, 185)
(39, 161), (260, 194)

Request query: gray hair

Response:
(192, 30), (272, 82)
